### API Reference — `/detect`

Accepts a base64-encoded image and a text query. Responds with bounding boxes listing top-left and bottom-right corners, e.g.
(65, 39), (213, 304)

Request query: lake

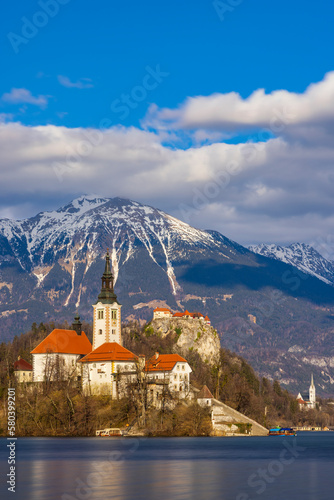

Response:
(0, 432), (333, 499)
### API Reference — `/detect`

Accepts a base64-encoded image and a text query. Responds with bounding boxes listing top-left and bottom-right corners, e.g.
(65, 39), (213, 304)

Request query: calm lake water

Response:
(0, 433), (333, 500)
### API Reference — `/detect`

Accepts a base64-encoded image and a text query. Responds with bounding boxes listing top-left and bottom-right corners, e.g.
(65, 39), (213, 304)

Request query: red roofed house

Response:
(79, 343), (138, 396)
(31, 314), (92, 382)
(14, 356), (33, 383)
(146, 352), (192, 398)
(153, 307), (172, 319)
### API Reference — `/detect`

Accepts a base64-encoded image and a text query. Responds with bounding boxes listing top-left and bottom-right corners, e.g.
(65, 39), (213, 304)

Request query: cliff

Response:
(149, 317), (221, 365)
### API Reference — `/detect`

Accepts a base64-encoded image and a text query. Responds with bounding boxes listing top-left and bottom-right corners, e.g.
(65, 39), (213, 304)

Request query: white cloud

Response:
(58, 75), (93, 89)
(1, 88), (49, 108)
(2, 73), (334, 248)
(144, 72), (334, 133)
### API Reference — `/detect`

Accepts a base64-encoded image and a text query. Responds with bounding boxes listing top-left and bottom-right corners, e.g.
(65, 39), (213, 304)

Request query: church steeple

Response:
(93, 250), (122, 349)
(97, 250), (118, 304)
(72, 313), (82, 336)
(309, 373), (316, 408)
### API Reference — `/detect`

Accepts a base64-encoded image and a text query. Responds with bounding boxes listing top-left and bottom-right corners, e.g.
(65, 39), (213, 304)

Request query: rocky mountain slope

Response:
(1, 195), (334, 395)
(249, 243), (334, 286)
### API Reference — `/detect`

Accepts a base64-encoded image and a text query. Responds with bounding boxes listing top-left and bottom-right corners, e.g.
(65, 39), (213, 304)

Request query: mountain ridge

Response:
(249, 242), (334, 286)
(1, 195), (334, 395)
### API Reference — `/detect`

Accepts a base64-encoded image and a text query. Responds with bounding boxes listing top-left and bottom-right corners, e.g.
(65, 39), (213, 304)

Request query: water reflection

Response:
(0, 434), (333, 500)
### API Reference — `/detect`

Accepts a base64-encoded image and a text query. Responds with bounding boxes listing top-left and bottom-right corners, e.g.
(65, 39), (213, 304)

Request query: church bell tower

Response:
(92, 250), (122, 349)
(309, 373), (316, 409)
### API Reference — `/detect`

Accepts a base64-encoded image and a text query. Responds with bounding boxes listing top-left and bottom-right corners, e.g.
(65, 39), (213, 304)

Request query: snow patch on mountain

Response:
(0, 195), (235, 298)
(249, 242), (334, 285)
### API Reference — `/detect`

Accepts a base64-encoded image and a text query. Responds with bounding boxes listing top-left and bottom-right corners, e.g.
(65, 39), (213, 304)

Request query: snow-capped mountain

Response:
(1, 195), (334, 394)
(249, 243), (334, 286)
(0, 195), (243, 302)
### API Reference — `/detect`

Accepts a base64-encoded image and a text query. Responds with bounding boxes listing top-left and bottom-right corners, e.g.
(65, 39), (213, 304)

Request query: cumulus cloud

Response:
(0, 118), (334, 249)
(1, 88), (49, 108)
(58, 75), (94, 89)
(144, 72), (334, 134)
(2, 73), (334, 249)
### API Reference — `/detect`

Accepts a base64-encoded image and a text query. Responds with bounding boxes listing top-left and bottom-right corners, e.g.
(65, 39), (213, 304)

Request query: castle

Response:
(28, 251), (192, 400)
(296, 374), (316, 410)
(153, 307), (211, 324)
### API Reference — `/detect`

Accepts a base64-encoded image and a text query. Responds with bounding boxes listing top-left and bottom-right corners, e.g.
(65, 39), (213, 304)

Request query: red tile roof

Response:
(154, 307), (171, 312)
(172, 310), (209, 320)
(31, 329), (92, 355)
(79, 342), (138, 363)
(146, 353), (188, 372)
(197, 385), (214, 399)
(191, 312), (204, 318)
(14, 358), (32, 371)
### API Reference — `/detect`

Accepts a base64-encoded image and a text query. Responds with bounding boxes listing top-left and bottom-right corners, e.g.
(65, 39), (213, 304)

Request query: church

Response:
(30, 250), (192, 400)
(296, 374), (316, 410)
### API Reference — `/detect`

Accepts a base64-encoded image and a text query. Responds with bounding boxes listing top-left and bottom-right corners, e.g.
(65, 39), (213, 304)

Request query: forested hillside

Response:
(0, 321), (333, 436)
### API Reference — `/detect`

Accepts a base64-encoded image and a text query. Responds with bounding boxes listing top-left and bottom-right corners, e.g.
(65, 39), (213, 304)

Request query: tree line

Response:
(0, 320), (333, 436)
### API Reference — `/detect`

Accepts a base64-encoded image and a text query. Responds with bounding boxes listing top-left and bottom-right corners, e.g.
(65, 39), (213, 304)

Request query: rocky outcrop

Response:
(150, 317), (221, 365)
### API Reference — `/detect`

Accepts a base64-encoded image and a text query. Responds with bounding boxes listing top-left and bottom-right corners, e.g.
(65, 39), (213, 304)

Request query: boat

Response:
(269, 427), (296, 436)
(95, 428), (123, 437)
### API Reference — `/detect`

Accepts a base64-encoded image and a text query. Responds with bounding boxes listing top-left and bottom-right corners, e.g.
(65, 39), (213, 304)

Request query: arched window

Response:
(99, 329), (102, 335)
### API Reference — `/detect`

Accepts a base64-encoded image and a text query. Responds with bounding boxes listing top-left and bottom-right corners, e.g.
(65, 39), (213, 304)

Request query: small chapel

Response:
(296, 374), (316, 410)
(30, 250), (192, 400)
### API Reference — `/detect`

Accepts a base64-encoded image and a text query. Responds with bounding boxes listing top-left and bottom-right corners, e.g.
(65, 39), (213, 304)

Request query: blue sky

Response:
(1, 0), (334, 250)
(2, 0), (333, 128)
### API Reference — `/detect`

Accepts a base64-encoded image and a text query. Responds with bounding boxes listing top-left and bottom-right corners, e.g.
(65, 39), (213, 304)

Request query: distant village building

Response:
(153, 307), (172, 319)
(297, 374), (316, 410)
(14, 357), (33, 383)
(248, 314), (257, 324)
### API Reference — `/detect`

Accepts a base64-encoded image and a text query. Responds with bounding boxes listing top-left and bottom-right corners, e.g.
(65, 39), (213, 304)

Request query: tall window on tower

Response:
(111, 310), (117, 319)
(98, 310), (104, 319)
